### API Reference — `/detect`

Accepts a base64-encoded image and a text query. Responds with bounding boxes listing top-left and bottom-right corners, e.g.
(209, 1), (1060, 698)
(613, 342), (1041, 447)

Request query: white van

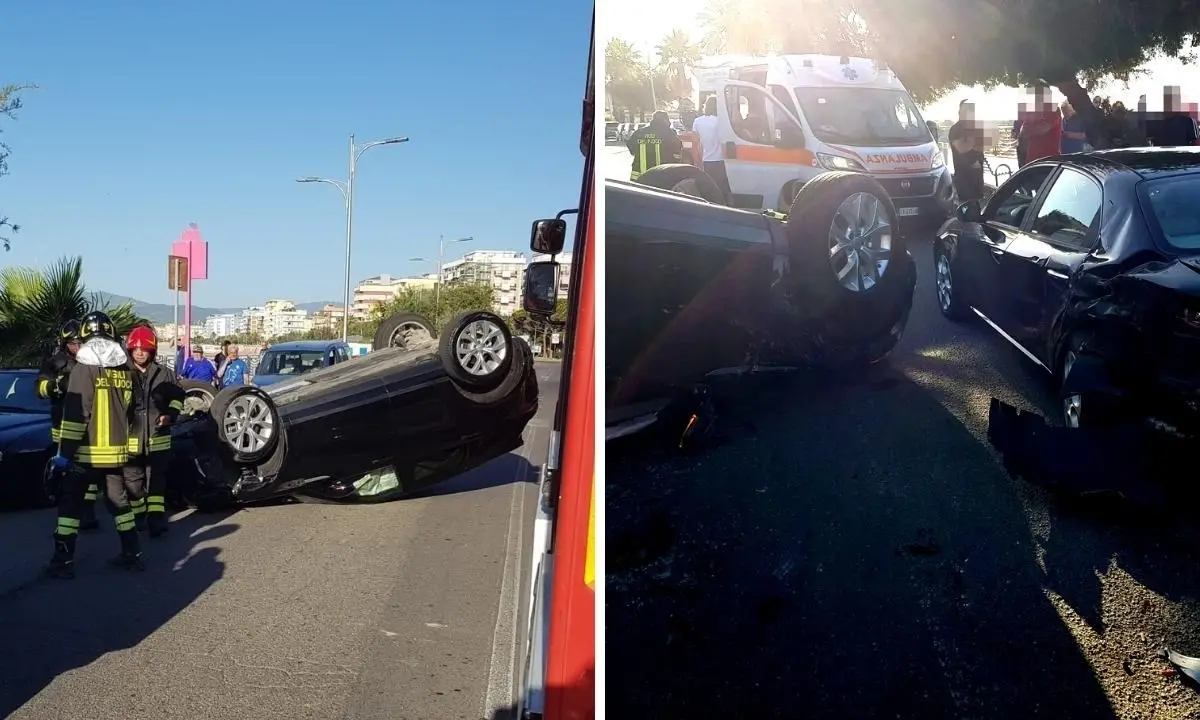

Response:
(691, 54), (955, 227)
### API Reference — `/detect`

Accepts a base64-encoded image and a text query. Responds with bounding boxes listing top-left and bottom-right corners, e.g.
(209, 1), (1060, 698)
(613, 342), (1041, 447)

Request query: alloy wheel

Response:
(935, 253), (953, 311)
(454, 319), (508, 376)
(222, 394), (276, 454)
(829, 192), (892, 292)
(1061, 350), (1082, 429)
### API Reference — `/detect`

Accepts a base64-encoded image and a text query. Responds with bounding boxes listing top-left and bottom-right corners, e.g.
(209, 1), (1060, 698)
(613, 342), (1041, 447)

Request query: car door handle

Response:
(1047, 269), (1069, 279)
(990, 248), (1004, 257)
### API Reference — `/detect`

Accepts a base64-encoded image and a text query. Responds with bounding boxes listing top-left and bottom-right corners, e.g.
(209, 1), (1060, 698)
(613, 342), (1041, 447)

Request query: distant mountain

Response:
(94, 293), (339, 325)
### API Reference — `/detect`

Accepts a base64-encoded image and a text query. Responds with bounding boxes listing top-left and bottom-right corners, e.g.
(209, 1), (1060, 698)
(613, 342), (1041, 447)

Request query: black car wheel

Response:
(1058, 333), (1127, 429)
(453, 335), (532, 406)
(210, 385), (280, 464)
(786, 171), (907, 315)
(373, 312), (437, 351)
(178, 379), (216, 415)
(635, 164), (726, 204)
(934, 243), (969, 321)
(439, 311), (515, 391)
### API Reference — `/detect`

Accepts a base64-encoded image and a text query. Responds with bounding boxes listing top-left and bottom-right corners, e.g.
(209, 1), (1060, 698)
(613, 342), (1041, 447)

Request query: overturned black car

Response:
(934, 147), (1200, 437)
(171, 310), (538, 510)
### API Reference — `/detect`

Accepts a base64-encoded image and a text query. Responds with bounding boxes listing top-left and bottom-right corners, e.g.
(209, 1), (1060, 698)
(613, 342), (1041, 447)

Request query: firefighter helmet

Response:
(79, 311), (116, 341)
(59, 319), (81, 344)
(126, 325), (158, 352)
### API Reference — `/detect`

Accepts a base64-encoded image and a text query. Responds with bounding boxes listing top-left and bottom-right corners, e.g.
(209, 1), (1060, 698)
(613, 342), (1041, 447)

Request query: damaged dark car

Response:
(934, 147), (1200, 437)
(608, 169), (917, 441)
(172, 310), (539, 510)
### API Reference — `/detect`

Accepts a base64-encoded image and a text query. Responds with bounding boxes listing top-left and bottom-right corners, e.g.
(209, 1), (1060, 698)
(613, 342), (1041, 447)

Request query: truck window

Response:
(769, 85), (801, 125)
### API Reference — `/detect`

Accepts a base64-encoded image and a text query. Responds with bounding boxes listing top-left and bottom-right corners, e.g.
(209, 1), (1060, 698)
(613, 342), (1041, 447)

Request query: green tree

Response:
(367, 282), (496, 341)
(656, 29), (703, 102)
(0, 256), (146, 366)
(1, 83), (33, 252)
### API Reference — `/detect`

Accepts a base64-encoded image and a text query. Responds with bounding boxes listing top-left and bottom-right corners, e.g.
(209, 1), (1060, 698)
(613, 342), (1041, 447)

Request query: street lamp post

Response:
(297, 133), (409, 342)
(437, 235), (473, 322)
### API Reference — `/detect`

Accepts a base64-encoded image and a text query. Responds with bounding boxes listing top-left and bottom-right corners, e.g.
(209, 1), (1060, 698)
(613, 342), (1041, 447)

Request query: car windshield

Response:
(1142, 174), (1200, 252)
(0, 371), (50, 413)
(257, 350), (326, 376)
(795, 87), (931, 146)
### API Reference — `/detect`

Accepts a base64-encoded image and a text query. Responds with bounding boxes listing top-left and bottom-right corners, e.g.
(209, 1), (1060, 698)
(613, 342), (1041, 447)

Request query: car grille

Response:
(878, 176), (936, 198)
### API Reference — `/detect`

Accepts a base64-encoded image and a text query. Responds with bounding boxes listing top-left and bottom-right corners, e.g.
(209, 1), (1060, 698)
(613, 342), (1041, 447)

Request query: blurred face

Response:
(132, 347), (151, 365)
(193, 349), (204, 362)
(1061, 102), (1074, 117)
(66, 340), (80, 356)
(959, 102), (975, 122)
(228, 347), (239, 359)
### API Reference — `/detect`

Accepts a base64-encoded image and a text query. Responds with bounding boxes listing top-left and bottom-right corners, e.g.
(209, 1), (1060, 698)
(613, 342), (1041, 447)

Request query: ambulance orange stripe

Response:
(726, 144), (817, 166)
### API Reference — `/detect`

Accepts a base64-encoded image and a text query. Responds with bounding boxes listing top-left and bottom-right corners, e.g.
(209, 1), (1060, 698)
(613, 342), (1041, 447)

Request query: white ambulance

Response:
(690, 54), (955, 227)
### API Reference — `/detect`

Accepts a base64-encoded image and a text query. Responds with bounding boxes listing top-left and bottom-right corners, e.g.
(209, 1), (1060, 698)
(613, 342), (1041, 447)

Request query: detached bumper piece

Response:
(986, 398), (1172, 508)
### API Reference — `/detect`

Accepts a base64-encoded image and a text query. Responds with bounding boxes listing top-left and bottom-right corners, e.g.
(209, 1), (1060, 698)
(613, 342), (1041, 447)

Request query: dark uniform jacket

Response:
(36, 349), (77, 443)
(128, 361), (185, 456)
(58, 338), (140, 469)
(627, 124), (683, 179)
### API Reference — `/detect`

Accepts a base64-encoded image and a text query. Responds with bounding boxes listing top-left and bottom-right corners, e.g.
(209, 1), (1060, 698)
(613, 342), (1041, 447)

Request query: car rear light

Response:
(1181, 308), (1200, 330)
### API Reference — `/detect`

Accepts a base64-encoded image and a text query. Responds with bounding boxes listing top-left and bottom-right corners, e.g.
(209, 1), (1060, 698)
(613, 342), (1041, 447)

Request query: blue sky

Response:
(1, 1), (591, 308)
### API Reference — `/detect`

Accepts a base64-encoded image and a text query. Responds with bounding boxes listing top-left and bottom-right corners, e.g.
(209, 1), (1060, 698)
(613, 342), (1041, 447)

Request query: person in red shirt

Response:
(1019, 87), (1063, 164)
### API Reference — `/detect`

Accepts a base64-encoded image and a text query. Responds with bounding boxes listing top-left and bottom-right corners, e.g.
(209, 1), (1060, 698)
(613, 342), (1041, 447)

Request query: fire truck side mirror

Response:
(530, 218), (567, 254)
(523, 261), (560, 316)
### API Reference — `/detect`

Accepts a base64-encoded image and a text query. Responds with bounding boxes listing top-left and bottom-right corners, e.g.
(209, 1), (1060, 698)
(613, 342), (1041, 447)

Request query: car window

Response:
(725, 85), (774, 144)
(258, 350), (325, 375)
(1142, 174), (1200, 251)
(0, 371), (50, 412)
(1029, 168), (1102, 249)
(336, 347), (349, 362)
(327, 349), (337, 365)
(984, 165), (1055, 228)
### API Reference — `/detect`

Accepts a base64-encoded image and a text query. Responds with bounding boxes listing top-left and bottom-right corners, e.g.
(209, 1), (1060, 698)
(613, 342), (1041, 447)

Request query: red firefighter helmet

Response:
(126, 325), (158, 353)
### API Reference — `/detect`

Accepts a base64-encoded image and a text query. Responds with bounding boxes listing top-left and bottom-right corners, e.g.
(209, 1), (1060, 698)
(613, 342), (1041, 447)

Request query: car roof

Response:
(266, 340), (344, 351)
(1062, 146), (1200, 180)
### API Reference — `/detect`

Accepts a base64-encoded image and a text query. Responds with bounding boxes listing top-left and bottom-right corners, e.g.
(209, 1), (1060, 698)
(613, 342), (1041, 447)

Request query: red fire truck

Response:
(515, 14), (596, 720)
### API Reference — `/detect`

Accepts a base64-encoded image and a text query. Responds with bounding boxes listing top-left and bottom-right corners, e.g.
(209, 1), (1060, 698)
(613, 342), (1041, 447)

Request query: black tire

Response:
(373, 312), (437, 351)
(208, 384), (281, 464)
(438, 311), (515, 391)
(785, 171), (907, 318)
(933, 241), (970, 321)
(452, 336), (532, 406)
(635, 164), (727, 204)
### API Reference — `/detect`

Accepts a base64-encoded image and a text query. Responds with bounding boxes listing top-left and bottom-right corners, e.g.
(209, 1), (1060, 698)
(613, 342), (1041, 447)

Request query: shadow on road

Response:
(405, 450), (540, 501)
(606, 363), (1116, 718)
(0, 509), (236, 717)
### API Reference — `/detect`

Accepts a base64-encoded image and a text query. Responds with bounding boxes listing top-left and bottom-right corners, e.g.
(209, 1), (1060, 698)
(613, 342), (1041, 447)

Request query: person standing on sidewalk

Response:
(1019, 87), (1062, 164)
(218, 345), (249, 388)
(1060, 101), (1089, 154)
(179, 345), (218, 384)
(124, 326), (185, 539)
(949, 100), (986, 201)
(691, 96), (731, 203)
(47, 311), (144, 578)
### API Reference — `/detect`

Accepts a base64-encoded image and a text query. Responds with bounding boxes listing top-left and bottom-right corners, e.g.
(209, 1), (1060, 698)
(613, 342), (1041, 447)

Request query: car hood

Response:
(253, 374), (291, 388)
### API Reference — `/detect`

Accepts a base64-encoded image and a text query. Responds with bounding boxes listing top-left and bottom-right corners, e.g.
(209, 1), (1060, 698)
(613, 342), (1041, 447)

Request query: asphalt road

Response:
(606, 232), (1200, 719)
(0, 361), (559, 720)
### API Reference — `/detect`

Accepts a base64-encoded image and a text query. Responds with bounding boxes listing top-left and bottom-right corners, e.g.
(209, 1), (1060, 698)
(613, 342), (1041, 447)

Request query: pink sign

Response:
(170, 222), (209, 279)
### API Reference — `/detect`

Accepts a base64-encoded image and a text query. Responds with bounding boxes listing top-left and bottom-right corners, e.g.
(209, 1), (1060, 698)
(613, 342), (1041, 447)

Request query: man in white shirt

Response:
(690, 96), (731, 203)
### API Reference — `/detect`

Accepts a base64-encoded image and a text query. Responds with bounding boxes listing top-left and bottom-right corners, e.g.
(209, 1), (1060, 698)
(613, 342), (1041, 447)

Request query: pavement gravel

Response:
(606, 230), (1200, 719)
(0, 362), (559, 720)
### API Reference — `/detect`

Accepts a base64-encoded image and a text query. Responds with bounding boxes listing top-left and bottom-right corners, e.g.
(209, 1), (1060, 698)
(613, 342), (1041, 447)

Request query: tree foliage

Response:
(0, 83), (33, 251)
(689, 0), (1200, 137)
(0, 256), (147, 366)
(367, 282), (497, 340)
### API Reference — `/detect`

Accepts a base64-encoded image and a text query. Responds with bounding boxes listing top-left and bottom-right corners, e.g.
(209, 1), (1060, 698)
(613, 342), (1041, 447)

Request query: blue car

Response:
(252, 340), (354, 388)
(0, 368), (54, 507)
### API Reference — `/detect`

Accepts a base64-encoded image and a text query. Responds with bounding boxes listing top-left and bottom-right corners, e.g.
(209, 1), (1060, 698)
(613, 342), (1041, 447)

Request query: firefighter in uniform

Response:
(37, 319), (102, 529)
(48, 311), (145, 578)
(626, 111), (683, 180)
(124, 325), (184, 538)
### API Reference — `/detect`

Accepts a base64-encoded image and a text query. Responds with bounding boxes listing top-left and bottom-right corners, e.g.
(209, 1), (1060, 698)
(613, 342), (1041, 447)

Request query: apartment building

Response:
(351, 273), (437, 320)
(310, 303), (346, 332)
(442, 250), (527, 316)
(257, 299), (311, 338)
(203, 313), (240, 338)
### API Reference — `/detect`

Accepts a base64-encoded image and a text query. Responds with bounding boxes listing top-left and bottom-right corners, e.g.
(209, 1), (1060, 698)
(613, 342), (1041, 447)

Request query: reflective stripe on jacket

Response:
(36, 350), (75, 443)
(59, 341), (137, 468)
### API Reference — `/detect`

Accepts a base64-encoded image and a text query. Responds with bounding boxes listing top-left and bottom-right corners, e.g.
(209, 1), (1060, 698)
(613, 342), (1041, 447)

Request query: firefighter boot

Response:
(108, 530), (145, 571)
(147, 512), (170, 539)
(45, 534), (76, 579)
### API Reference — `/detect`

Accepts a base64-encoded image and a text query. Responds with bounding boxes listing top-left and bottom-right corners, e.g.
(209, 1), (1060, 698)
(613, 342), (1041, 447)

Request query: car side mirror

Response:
(775, 123), (804, 149)
(926, 120), (940, 141)
(523, 261), (560, 315)
(956, 200), (983, 223)
(530, 219), (567, 254)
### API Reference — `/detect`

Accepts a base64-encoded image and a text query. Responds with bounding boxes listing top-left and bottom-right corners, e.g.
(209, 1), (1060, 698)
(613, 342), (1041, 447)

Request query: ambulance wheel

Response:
(438, 311), (514, 392)
(210, 385), (280, 465)
(635, 164), (726, 204)
(786, 171), (907, 315)
(373, 312), (437, 351)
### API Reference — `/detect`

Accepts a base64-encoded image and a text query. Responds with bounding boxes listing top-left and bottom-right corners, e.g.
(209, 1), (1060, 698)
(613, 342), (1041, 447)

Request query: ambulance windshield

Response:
(795, 87), (931, 147)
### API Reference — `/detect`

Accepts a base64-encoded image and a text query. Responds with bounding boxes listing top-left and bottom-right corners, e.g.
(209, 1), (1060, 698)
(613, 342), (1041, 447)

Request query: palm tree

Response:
(605, 39), (655, 116)
(0, 256), (146, 366)
(655, 30), (702, 101)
